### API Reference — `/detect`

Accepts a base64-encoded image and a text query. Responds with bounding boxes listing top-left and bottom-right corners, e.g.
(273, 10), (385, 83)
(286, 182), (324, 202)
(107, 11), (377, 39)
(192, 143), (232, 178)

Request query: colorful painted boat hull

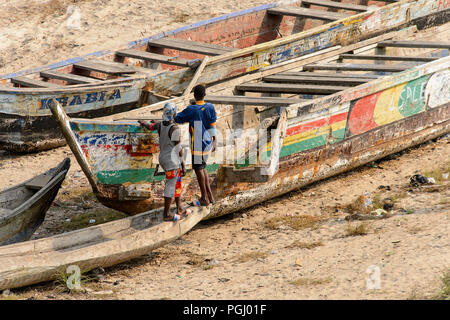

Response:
(54, 54), (450, 216)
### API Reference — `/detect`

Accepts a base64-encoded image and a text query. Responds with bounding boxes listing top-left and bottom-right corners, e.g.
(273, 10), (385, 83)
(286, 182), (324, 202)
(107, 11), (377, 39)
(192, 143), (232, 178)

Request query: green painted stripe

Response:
(97, 163), (220, 184)
(97, 168), (161, 184)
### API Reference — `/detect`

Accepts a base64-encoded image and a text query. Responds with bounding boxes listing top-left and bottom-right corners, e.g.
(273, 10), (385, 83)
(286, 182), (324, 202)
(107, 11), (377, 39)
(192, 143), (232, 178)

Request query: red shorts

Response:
(165, 168), (183, 198)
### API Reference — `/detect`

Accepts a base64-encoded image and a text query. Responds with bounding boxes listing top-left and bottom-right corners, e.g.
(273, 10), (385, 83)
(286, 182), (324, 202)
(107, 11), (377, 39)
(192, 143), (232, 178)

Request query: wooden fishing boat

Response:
(0, 158), (70, 246)
(50, 14), (450, 216)
(0, 204), (209, 291)
(0, 0), (444, 152)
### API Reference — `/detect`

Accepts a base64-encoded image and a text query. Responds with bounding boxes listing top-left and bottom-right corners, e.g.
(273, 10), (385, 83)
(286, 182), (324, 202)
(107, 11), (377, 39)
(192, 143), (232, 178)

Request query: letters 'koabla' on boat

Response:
(0, 0), (448, 152)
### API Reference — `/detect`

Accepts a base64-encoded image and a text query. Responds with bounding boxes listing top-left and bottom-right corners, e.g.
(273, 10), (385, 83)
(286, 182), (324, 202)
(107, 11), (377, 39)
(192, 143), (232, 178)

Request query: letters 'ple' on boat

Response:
(1, 0), (448, 152)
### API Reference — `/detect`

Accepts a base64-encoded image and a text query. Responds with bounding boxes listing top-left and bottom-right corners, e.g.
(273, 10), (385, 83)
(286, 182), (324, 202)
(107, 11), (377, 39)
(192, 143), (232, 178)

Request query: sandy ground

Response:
(0, 0), (449, 300)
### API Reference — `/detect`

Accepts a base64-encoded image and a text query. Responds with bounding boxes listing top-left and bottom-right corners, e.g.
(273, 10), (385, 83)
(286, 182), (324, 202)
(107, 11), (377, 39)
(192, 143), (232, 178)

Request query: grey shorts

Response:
(163, 169), (182, 198)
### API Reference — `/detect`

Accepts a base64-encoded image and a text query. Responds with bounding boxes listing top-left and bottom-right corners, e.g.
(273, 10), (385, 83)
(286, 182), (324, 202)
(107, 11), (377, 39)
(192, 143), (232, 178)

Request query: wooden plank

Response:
(40, 70), (100, 84)
(301, 0), (368, 12)
(280, 71), (381, 79)
(183, 56), (210, 96)
(267, 7), (350, 21)
(25, 175), (52, 190)
(235, 82), (347, 94)
(377, 41), (450, 49)
(116, 49), (199, 67)
(74, 59), (137, 74)
(149, 38), (234, 56)
(339, 54), (438, 62)
(205, 95), (302, 106)
(303, 63), (411, 72)
(11, 76), (63, 88)
(263, 74), (370, 86)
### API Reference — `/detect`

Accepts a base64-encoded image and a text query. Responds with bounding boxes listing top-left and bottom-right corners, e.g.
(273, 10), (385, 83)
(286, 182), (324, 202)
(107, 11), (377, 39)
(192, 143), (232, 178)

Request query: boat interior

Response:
(1, 1), (398, 92)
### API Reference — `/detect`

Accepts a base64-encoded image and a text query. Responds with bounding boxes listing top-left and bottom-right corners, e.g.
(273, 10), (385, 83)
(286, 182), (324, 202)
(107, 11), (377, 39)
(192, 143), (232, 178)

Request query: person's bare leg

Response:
(203, 169), (215, 203)
(175, 196), (186, 215)
(163, 197), (175, 221)
(194, 168), (209, 206)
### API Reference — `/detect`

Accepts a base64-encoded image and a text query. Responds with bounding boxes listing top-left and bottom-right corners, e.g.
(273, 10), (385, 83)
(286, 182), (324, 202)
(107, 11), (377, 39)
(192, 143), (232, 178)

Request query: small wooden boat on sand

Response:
(0, 158), (70, 246)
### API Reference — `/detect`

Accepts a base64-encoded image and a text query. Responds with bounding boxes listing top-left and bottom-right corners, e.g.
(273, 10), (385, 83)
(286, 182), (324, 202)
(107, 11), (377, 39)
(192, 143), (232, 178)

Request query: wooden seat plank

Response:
(205, 95), (302, 106)
(116, 49), (199, 67)
(303, 63), (411, 72)
(281, 72), (381, 79)
(11, 76), (63, 88)
(339, 54), (438, 62)
(267, 7), (349, 21)
(74, 59), (137, 75)
(149, 38), (235, 56)
(235, 83), (347, 94)
(302, 0), (368, 12)
(25, 175), (52, 190)
(263, 74), (370, 86)
(377, 41), (450, 49)
(40, 70), (100, 84)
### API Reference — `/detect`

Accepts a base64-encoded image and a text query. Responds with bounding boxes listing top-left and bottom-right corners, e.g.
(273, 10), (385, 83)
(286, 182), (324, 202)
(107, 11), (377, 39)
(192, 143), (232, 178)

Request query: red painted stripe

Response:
(80, 144), (157, 157)
(286, 112), (348, 136)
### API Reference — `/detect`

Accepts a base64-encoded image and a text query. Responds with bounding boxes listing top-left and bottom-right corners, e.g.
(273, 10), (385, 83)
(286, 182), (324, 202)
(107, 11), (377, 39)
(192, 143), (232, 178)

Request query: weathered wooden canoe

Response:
(0, 204), (209, 291)
(1, 0), (446, 152)
(0, 158), (70, 246)
(51, 28), (450, 218)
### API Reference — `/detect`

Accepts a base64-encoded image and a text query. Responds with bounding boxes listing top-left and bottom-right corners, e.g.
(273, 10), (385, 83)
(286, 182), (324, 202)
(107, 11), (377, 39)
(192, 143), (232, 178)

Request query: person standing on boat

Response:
(174, 84), (216, 206)
(138, 102), (187, 221)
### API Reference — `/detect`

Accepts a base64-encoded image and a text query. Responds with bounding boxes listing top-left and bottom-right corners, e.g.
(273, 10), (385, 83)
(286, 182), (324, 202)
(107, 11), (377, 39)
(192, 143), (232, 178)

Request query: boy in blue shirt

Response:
(174, 84), (216, 206)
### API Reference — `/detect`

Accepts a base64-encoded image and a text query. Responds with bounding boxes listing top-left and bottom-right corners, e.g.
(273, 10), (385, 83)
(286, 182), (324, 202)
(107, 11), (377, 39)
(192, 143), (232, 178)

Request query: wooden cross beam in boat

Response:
(338, 54), (438, 62)
(40, 70), (101, 84)
(280, 72), (381, 79)
(377, 41), (450, 49)
(262, 74), (372, 86)
(303, 63), (412, 72)
(11, 76), (63, 88)
(74, 59), (137, 75)
(204, 95), (302, 106)
(267, 7), (350, 21)
(148, 38), (236, 56)
(116, 49), (200, 68)
(235, 83), (347, 94)
(301, 0), (369, 12)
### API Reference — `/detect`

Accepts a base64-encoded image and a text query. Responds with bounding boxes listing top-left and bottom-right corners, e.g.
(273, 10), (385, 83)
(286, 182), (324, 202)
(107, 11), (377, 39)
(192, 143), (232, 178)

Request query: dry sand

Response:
(0, 0), (449, 300)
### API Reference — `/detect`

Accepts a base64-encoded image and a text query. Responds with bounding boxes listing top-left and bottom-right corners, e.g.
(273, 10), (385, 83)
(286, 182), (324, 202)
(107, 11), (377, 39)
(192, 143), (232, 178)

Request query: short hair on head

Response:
(193, 84), (206, 100)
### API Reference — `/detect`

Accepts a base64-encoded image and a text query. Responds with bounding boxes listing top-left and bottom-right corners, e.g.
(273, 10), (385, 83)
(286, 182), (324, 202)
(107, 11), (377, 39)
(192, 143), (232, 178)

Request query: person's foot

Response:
(163, 213), (181, 221)
(177, 207), (189, 216)
(198, 197), (210, 206)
